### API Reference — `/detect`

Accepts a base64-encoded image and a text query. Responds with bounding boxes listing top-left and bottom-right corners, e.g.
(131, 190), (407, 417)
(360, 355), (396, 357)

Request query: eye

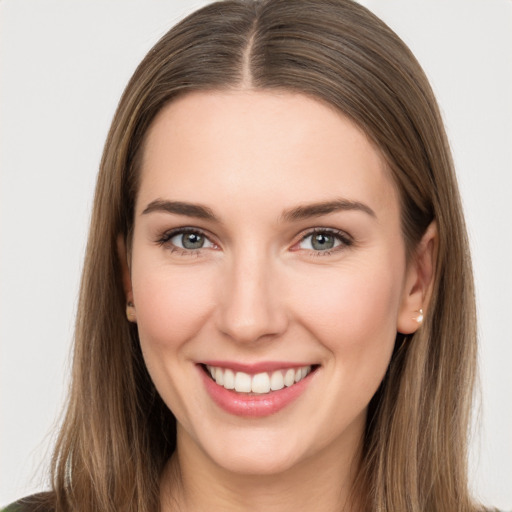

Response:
(296, 229), (352, 253)
(158, 228), (216, 251)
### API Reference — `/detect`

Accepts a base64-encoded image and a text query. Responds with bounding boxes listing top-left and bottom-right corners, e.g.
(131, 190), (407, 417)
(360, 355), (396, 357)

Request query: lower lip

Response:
(199, 366), (315, 417)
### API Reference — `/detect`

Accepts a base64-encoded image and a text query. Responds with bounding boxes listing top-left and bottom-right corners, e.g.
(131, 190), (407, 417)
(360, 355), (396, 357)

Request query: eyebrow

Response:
(141, 198), (376, 222)
(142, 200), (218, 220)
(280, 198), (376, 222)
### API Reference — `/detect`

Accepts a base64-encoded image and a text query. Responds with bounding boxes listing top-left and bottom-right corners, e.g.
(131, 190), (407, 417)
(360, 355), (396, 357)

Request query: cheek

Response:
(289, 260), (403, 355)
(132, 264), (215, 350)
(129, 262), (217, 423)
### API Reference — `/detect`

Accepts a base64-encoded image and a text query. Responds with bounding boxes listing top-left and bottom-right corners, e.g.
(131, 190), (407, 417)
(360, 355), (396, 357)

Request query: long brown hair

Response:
(44, 1), (480, 510)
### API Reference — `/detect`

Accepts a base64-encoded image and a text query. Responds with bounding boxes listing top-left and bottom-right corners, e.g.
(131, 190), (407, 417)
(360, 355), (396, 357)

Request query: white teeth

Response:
(223, 369), (235, 389)
(206, 365), (313, 395)
(235, 372), (252, 392)
(284, 368), (295, 387)
(270, 371), (284, 391)
(252, 372), (270, 394)
(214, 367), (224, 386)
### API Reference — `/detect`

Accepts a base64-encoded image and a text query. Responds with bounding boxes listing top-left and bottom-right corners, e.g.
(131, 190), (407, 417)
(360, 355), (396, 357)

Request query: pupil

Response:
(182, 233), (204, 249)
(312, 233), (334, 250)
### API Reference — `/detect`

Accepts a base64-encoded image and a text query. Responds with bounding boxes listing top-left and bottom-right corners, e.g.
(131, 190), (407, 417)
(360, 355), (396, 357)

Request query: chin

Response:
(197, 426), (307, 476)
(214, 448), (302, 477)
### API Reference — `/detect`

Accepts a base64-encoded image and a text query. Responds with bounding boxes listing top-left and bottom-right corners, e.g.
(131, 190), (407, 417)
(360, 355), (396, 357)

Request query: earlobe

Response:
(397, 221), (437, 334)
(117, 235), (137, 323)
(126, 301), (137, 322)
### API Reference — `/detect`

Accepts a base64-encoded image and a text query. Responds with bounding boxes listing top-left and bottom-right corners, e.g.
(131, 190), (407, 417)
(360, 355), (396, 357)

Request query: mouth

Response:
(198, 362), (319, 417)
(202, 363), (317, 395)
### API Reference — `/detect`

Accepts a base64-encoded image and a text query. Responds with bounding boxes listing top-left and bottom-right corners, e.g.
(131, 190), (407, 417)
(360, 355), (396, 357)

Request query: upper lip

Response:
(200, 360), (317, 374)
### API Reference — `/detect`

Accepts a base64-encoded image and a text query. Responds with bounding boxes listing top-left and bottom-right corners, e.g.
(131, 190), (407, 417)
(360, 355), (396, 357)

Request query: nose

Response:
(215, 250), (288, 344)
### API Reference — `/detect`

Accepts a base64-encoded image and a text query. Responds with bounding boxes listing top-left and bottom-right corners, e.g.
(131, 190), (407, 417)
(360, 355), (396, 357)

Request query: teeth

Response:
(252, 372), (270, 393)
(214, 367), (224, 386)
(235, 372), (252, 392)
(270, 371), (284, 391)
(206, 365), (312, 395)
(223, 368), (235, 389)
(284, 368), (295, 387)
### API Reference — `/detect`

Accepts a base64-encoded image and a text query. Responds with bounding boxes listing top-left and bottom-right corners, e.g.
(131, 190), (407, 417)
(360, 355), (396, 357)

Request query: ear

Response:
(397, 221), (437, 334)
(117, 235), (137, 323)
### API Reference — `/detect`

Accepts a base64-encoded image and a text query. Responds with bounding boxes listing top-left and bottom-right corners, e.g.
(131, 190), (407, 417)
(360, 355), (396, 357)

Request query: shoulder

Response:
(2, 493), (55, 512)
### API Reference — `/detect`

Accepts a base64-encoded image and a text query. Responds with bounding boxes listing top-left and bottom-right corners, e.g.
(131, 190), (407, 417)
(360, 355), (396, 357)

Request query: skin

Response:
(120, 90), (436, 512)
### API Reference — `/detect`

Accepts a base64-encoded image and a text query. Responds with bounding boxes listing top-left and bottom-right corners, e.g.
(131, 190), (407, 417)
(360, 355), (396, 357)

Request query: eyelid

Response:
(155, 226), (353, 256)
(156, 226), (218, 251)
(292, 227), (353, 253)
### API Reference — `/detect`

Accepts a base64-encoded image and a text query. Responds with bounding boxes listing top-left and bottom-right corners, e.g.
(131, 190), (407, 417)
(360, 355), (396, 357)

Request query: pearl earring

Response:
(126, 301), (136, 321)
(414, 308), (424, 323)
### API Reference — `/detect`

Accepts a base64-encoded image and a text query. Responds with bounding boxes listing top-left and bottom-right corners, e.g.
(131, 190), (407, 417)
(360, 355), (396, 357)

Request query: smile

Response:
(205, 364), (313, 395)
(199, 363), (318, 417)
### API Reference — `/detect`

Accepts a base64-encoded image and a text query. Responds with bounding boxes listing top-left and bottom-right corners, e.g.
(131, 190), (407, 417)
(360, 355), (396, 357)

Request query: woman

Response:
(3, 0), (498, 510)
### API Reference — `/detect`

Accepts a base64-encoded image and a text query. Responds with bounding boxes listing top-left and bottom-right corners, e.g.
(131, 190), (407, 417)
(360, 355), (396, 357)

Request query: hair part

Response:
(46, 1), (480, 511)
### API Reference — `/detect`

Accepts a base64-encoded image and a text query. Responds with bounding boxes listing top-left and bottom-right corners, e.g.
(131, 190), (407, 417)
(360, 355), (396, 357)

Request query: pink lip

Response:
(198, 364), (317, 417)
(202, 360), (310, 374)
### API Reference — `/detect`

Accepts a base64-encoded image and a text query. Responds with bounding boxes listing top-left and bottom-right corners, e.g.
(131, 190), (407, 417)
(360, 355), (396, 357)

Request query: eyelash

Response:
(156, 227), (216, 257)
(297, 228), (353, 257)
(156, 227), (353, 257)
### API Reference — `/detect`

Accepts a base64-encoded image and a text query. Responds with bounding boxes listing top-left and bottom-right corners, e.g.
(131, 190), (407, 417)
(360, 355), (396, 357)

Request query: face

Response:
(125, 90), (421, 476)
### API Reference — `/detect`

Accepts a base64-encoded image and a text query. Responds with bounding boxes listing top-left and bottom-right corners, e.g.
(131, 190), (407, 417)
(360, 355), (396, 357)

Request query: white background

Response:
(1, 0), (511, 508)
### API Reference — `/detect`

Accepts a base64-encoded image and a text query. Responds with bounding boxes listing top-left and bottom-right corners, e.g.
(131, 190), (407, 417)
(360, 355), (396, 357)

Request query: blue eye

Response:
(159, 228), (215, 251)
(298, 230), (351, 253)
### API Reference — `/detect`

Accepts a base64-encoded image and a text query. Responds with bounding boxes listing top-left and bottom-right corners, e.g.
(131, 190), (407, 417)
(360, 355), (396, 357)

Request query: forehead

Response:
(137, 90), (399, 223)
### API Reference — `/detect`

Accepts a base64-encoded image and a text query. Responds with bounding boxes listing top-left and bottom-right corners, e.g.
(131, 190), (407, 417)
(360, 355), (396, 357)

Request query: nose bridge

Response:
(216, 245), (287, 344)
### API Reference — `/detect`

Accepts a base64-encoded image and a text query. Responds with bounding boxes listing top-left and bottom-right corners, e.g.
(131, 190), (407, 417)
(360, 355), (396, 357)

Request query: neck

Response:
(160, 424), (364, 512)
